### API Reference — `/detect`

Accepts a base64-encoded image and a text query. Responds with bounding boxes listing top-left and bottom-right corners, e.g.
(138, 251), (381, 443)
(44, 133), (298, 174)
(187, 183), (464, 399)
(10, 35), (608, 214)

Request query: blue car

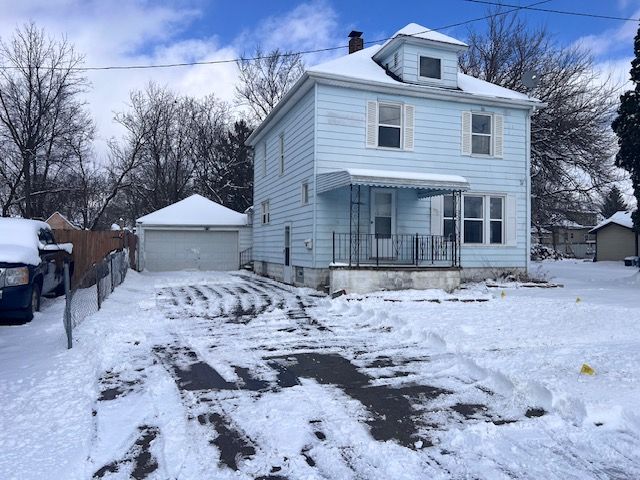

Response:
(0, 219), (73, 322)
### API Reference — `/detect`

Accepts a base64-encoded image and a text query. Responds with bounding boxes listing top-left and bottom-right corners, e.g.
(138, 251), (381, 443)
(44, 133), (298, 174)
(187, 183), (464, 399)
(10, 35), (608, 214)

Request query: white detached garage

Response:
(136, 194), (251, 272)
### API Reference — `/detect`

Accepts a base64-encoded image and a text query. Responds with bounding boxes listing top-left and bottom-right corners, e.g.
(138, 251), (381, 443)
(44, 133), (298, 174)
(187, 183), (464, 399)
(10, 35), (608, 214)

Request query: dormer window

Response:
(419, 56), (441, 80)
(377, 103), (402, 148)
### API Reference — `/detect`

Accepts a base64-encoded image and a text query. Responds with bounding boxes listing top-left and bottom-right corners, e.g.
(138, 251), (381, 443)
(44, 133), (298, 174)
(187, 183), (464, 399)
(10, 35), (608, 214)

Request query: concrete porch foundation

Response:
(330, 266), (461, 294)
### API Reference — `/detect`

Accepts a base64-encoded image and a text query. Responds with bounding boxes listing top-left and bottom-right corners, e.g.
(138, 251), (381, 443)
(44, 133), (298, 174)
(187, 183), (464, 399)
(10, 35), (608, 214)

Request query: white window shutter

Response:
(366, 100), (377, 148)
(430, 196), (444, 236)
(493, 114), (504, 158)
(506, 194), (517, 246)
(461, 111), (472, 155)
(403, 104), (415, 151)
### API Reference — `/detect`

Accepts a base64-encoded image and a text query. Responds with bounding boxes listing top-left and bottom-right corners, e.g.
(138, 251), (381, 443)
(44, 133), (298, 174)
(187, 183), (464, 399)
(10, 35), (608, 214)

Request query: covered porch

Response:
(317, 168), (469, 270)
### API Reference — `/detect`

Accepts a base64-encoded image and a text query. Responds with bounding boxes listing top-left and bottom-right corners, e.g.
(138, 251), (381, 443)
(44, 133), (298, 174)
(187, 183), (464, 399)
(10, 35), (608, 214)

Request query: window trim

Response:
(377, 101), (403, 149)
(443, 193), (507, 246)
(278, 133), (285, 176)
(301, 182), (309, 205)
(471, 112), (493, 156)
(417, 54), (443, 81)
(261, 200), (270, 224)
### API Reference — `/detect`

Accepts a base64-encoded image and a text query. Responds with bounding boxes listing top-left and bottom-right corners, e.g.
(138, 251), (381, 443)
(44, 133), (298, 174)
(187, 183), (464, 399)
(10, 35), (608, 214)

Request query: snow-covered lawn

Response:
(1, 260), (639, 479)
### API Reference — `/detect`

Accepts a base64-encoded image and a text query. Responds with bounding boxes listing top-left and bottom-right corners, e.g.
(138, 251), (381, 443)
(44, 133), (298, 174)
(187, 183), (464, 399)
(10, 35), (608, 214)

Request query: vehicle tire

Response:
(24, 283), (41, 322)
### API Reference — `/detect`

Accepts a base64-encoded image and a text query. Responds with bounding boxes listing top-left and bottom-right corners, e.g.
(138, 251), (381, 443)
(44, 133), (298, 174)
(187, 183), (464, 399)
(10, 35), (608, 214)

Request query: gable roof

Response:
(590, 211), (634, 233)
(136, 194), (247, 227)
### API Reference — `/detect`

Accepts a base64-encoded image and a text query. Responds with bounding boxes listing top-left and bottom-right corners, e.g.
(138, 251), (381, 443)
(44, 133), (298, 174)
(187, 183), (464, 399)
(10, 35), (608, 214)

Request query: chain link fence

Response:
(63, 249), (129, 348)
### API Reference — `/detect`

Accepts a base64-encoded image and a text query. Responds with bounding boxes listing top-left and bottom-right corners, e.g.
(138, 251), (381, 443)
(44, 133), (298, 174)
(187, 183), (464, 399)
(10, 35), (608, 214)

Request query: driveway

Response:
(2, 266), (640, 479)
(83, 274), (566, 479)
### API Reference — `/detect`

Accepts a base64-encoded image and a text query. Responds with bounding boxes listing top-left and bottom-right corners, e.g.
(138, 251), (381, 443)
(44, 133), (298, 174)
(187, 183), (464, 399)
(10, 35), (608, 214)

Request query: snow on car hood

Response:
(0, 218), (51, 265)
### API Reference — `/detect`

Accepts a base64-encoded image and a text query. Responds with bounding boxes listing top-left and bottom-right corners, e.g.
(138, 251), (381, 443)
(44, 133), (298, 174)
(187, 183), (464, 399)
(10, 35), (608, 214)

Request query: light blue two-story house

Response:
(246, 24), (542, 293)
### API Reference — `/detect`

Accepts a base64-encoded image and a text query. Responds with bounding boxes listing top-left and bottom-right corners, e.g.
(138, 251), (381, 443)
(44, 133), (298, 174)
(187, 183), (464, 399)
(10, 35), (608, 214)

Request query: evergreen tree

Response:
(612, 25), (640, 231)
(600, 185), (629, 219)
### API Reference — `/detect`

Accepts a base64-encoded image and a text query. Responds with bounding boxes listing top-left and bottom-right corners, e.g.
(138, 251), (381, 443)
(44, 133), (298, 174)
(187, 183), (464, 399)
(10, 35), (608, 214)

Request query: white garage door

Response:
(144, 229), (239, 271)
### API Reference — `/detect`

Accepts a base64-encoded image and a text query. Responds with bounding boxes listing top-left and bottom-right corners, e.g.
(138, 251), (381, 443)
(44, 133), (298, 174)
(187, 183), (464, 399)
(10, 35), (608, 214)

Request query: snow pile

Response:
(0, 218), (51, 265)
(136, 194), (248, 226)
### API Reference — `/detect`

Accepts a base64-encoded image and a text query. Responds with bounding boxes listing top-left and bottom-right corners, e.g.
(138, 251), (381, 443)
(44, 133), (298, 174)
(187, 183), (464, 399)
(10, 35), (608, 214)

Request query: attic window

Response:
(393, 51), (399, 69)
(419, 56), (441, 80)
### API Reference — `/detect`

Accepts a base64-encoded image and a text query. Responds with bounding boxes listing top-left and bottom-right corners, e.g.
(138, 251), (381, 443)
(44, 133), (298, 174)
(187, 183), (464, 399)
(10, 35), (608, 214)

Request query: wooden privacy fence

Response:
(53, 230), (138, 286)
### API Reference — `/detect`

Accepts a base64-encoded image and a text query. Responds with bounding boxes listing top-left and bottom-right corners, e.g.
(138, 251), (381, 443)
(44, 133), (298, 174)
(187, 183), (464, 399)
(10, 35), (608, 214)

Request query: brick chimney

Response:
(348, 31), (363, 54)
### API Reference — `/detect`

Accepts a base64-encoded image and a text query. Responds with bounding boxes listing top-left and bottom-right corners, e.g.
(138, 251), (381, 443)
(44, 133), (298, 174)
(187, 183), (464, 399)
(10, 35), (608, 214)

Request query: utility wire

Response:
(463, 0), (640, 22)
(0, 0), (549, 72)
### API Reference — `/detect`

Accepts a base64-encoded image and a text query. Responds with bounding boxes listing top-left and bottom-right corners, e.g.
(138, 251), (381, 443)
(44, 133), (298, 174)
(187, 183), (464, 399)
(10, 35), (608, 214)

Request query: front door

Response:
(370, 188), (396, 259)
(283, 224), (292, 284)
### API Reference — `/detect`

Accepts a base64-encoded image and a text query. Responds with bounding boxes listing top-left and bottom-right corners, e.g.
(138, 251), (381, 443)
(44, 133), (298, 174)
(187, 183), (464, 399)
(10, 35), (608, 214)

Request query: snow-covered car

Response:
(0, 218), (73, 322)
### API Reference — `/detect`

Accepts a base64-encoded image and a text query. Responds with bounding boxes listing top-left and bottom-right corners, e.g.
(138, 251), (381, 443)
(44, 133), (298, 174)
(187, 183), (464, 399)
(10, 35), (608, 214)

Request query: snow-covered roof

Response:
(0, 218), (51, 266)
(136, 194), (248, 227)
(590, 211), (634, 233)
(308, 45), (535, 103)
(383, 23), (468, 48)
(317, 168), (469, 194)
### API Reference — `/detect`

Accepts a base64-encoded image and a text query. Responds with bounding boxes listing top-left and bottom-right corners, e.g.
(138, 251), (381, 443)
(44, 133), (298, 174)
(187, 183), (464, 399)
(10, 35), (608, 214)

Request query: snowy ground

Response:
(1, 260), (639, 479)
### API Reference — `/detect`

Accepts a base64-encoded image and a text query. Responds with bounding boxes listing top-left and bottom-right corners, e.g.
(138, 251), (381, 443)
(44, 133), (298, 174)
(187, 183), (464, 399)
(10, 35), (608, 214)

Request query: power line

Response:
(463, 0), (640, 22)
(0, 0), (549, 72)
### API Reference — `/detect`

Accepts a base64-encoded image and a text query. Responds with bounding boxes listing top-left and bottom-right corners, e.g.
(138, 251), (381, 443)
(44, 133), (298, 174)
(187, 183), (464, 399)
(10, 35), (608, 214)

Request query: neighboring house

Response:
(136, 194), (251, 272)
(247, 24), (542, 293)
(590, 211), (639, 262)
(45, 211), (79, 231)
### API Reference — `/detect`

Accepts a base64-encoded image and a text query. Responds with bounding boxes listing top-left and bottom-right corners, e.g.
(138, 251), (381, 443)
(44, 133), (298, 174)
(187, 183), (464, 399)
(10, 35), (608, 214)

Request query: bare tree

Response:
(460, 12), (618, 229)
(235, 47), (305, 123)
(0, 22), (93, 218)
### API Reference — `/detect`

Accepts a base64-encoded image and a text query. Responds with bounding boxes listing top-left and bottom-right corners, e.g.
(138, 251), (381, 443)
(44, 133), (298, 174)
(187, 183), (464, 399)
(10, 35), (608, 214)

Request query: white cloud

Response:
(0, 0), (342, 156)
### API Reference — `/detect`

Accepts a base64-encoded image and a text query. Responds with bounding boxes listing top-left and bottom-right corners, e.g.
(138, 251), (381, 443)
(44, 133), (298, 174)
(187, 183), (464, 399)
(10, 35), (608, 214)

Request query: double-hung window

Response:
(464, 196), (484, 244)
(471, 113), (492, 155)
(261, 200), (270, 224)
(489, 197), (504, 244)
(377, 103), (402, 148)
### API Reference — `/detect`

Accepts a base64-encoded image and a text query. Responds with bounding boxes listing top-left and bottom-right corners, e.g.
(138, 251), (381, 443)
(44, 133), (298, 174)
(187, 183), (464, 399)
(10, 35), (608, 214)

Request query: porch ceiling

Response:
(317, 168), (469, 197)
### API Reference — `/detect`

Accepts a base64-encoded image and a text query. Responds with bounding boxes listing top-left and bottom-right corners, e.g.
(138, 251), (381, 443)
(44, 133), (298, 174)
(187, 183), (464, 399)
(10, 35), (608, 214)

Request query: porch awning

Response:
(316, 168), (470, 197)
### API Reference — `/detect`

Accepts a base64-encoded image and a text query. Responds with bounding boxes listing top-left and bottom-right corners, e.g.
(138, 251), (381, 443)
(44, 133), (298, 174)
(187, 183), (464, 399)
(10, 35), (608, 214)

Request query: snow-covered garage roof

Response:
(136, 194), (248, 227)
(590, 211), (634, 233)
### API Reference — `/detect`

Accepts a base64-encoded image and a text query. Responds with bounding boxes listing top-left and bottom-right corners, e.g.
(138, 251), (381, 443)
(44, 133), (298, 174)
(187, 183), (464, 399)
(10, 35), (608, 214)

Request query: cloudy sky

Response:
(1, 0), (638, 158)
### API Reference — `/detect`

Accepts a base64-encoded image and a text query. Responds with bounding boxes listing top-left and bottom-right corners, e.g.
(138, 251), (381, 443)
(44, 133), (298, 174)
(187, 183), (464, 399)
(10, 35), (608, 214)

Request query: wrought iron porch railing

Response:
(332, 233), (457, 267)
